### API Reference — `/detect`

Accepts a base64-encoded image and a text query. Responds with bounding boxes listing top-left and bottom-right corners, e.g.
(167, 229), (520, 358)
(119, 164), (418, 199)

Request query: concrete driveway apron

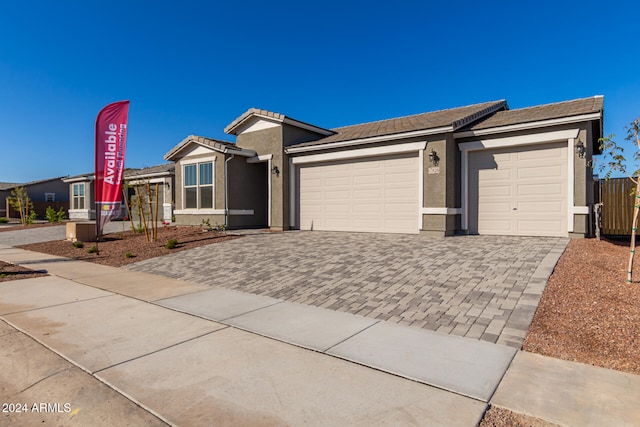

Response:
(126, 231), (568, 349)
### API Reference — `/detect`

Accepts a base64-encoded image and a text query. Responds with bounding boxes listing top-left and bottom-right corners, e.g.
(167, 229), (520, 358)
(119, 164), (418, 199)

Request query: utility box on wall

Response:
(66, 222), (96, 242)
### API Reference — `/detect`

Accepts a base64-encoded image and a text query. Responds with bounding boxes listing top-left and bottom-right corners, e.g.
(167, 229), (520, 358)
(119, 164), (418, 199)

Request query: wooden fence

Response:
(600, 178), (635, 235)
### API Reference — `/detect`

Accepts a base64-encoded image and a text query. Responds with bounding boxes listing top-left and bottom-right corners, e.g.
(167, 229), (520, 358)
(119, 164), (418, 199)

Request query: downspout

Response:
(224, 153), (234, 230)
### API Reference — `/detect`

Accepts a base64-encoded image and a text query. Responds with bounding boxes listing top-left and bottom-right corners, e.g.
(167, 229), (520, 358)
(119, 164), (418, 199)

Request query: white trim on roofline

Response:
(175, 209), (225, 215)
(421, 208), (462, 215)
(282, 118), (335, 136)
(290, 142), (427, 164)
(453, 113), (601, 138)
(127, 177), (170, 185)
(247, 154), (273, 163)
(285, 127), (451, 154)
(174, 208), (255, 216)
(459, 128), (580, 234)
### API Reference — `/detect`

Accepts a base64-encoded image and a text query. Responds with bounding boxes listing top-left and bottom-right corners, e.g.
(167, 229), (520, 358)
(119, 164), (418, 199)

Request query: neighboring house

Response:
(166, 96), (603, 238)
(1, 177), (69, 219)
(63, 164), (175, 222)
(123, 163), (175, 222)
(0, 182), (22, 217)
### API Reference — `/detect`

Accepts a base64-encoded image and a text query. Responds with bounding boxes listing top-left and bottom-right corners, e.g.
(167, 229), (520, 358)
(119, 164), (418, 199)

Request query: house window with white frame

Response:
(45, 193), (55, 202)
(183, 161), (213, 209)
(72, 183), (85, 209)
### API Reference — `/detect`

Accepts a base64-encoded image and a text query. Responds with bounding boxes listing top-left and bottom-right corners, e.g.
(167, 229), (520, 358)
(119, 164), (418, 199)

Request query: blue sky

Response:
(1, 1), (638, 182)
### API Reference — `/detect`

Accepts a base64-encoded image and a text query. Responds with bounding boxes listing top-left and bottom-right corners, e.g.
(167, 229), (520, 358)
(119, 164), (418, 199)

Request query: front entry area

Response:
(468, 142), (568, 237)
(297, 153), (419, 234)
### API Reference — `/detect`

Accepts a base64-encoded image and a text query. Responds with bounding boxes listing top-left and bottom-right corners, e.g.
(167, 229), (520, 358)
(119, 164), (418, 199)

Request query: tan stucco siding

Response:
(236, 127), (287, 228)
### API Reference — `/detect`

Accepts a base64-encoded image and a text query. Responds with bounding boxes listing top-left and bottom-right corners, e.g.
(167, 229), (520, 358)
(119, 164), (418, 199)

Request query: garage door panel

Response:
(518, 201), (564, 213)
(518, 165), (563, 179)
(517, 183), (563, 197)
(479, 184), (512, 197)
(470, 142), (567, 237)
(299, 154), (418, 234)
(354, 203), (382, 213)
(517, 220), (564, 234)
(479, 169), (511, 181)
(353, 174), (381, 185)
(354, 189), (383, 199)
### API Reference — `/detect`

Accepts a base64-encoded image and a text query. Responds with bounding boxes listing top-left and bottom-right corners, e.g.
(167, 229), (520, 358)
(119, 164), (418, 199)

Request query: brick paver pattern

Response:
(126, 231), (568, 348)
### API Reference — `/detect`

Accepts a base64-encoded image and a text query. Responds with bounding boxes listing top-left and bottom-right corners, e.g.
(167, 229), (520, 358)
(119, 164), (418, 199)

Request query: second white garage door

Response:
(468, 142), (568, 237)
(298, 153), (419, 234)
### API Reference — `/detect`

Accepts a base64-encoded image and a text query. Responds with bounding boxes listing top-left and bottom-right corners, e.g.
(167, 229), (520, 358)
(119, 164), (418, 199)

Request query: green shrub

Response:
(0, 218), (8, 223)
(124, 251), (135, 259)
(86, 246), (98, 254)
(72, 241), (84, 249)
(45, 206), (66, 223)
(165, 239), (178, 249)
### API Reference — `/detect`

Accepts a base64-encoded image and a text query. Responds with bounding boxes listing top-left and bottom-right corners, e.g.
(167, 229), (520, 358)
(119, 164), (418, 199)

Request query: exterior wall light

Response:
(428, 149), (440, 166)
(576, 141), (586, 158)
(272, 166), (280, 176)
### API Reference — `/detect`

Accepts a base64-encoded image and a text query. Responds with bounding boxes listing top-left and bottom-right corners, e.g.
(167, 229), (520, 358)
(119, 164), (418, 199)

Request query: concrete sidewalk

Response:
(1, 245), (640, 426)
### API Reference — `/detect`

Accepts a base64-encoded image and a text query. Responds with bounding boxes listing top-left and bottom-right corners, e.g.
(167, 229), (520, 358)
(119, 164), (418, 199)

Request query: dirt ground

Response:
(4, 230), (640, 426)
(18, 225), (241, 267)
(0, 261), (48, 282)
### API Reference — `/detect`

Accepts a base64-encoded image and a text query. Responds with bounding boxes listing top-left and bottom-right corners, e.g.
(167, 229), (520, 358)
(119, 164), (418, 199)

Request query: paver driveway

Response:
(126, 231), (568, 348)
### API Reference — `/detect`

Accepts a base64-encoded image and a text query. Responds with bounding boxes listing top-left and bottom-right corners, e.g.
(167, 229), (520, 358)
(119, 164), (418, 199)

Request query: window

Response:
(183, 161), (213, 209)
(72, 183), (85, 209)
(45, 193), (55, 202)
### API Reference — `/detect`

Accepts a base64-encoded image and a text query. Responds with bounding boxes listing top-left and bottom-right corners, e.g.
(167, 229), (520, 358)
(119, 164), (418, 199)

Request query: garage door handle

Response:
(512, 208), (517, 210)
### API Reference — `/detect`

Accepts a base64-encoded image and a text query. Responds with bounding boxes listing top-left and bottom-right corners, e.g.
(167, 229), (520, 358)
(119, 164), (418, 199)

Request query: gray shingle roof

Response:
(289, 100), (507, 148)
(0, 182), (23, 190)
(124, 163), (174, 179)
(464, 96), (604, 131)
(0, 177), (67, 189)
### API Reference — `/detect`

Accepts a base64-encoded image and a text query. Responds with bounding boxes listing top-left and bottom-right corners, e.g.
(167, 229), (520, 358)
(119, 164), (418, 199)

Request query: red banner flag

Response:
(95, 100), (129, 237)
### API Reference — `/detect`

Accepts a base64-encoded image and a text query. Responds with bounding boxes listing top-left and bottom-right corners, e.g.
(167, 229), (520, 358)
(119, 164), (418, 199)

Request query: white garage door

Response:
(298, 153), (419, 234)
(468, 142), (568, 237)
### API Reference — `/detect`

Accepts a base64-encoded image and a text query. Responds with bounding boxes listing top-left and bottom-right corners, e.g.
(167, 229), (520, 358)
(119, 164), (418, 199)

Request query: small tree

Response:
(8, 186), (36, 225)
(599, 117), (640, 283)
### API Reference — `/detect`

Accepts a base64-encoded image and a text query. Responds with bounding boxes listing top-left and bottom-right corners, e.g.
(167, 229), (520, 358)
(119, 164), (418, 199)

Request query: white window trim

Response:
(458, 128), (579, 234)
(174, 208), (254, 215)
(181, 156), (216, 211)
(45, 193), (55, 202)
(289, 141), (427, 229)
(72, 183), (86, 210)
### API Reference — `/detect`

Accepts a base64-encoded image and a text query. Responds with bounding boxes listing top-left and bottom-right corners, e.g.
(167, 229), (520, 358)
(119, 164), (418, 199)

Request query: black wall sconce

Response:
(428, 149), (440, 166)
(575, 141), (586, 158)
(272, 165), (280, 176)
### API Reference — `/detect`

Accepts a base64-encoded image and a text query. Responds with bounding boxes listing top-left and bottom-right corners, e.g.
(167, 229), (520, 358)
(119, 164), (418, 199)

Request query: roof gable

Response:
(164, 135), (256, 161)
(224, 108), (334, 137)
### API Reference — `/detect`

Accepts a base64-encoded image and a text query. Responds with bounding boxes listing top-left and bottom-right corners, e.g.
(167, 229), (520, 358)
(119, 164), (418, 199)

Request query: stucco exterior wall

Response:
(236, 126), (288, 229)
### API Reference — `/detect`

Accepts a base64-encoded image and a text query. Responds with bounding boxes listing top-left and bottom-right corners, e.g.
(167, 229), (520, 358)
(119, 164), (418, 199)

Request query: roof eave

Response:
(285, 125), (453, 154)
(452, 112), (603, 139)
